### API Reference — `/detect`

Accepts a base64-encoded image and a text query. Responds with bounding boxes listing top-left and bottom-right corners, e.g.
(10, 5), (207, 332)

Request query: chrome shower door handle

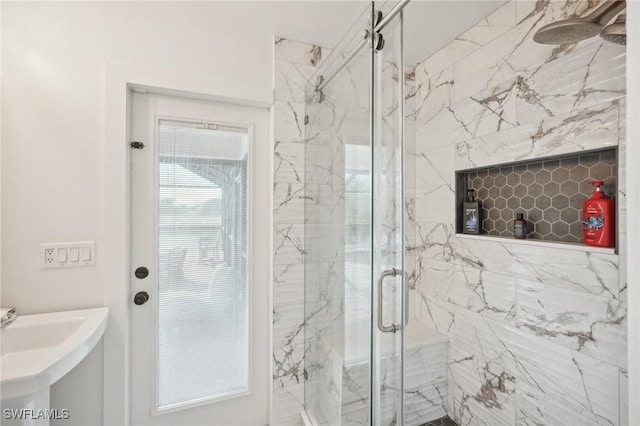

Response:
(376, 268), (404, 333)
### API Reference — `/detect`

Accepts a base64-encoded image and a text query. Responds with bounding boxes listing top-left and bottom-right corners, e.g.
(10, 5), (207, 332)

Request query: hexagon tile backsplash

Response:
(466, 149), (617, 243)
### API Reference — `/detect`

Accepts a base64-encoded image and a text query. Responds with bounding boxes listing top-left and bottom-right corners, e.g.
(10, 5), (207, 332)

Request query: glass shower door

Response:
(303, 3), (406, 425)
(372, 6), (406, 426)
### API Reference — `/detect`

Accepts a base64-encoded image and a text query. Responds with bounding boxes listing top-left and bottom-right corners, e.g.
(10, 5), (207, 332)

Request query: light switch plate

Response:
(41, 242), (96, 268)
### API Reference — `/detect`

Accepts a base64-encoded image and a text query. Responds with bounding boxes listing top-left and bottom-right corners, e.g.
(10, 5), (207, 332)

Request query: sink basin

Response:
(0, 307), (108, 401)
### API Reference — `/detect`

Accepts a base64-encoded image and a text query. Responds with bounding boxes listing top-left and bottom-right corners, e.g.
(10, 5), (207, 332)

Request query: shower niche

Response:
(455, 148), (618, 245)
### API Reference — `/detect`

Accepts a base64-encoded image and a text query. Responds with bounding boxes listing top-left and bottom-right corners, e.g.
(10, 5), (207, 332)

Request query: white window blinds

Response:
(156, 120), (249, 410)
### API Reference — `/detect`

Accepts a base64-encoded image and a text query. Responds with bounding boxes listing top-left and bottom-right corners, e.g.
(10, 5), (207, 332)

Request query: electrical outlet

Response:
(45, 248), (55, 265)
(41, 242), (96, 268)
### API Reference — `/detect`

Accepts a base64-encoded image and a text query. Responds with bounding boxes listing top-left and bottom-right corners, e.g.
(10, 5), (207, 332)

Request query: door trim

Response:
(103, 63), (273, 426)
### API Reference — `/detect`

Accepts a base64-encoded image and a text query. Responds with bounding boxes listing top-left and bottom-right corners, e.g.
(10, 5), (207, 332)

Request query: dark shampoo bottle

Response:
(514, 213), (527, 239)
(463, 189), (481, 235)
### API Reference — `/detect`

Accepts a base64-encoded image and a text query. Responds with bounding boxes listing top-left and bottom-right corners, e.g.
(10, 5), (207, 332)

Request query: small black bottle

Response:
(514, 213), (527, 239)
(463, 189), (481, 235)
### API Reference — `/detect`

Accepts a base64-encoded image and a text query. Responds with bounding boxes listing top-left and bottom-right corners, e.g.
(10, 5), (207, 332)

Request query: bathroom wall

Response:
(3, 3), (282, 424)
(410, 1), (627, 425)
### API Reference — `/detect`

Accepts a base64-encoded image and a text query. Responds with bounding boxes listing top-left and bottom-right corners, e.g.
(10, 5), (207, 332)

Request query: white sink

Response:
(0, 307), (108, 401)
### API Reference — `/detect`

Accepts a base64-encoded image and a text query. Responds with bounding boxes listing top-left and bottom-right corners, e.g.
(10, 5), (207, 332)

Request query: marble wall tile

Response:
(275, 37), (326, 67)
(450, 268), (516, 324)
(304, 183), (345, 225)
(415, 107), (472, 151)
(413, 222), (456, 264)
(275, 60), (320, 104)
(273, 302), (306, 388)
(414, 185), (456, 224)
(448, 346), (516, 426)
(272, 382), (305, 426)
(416, 294), (455, 340)
(274, 101), (305, 143)
(414, 63), (455, 122)
(516, 39), (626, 124)
(450, 77), (519, 140)
(455, 1), (604, 104)
(455, 237), (619, 298)
(274, 182), (306, 225)
(502, 326), (620, 426)
(412, 1), (626, 425)
(274, 141), (305, 184)
(274, 224), (305, 266)
(455, 100), (619, 171)
(416, 2), (516, 75)
(305, 144), (346, 186)
(274, 263), (305, 306)
(413, 144), (455, 188)
(517, 278), (626, 368)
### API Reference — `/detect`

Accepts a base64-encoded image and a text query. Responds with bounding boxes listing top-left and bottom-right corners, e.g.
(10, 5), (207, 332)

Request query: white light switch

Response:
(41, 242), (96, 268)
(58, 248), (67, 263)
(81, 246), (91, 261)
(70, 247), (80, 262)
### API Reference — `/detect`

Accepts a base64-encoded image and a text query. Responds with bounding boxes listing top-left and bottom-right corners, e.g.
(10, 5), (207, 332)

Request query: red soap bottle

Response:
(582, 180), (615, 248)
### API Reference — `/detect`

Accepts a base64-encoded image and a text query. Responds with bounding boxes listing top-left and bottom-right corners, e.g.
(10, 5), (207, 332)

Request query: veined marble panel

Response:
(516, 39), (625, 124)
(414, 185), (456, 224)
(415, 106), (472, 151)
(413, 144), (455, 188)
(274, 263), (305, 306)
(416, 294), (455, 340)
(304, 223), (344, 263)
(274, 224), (304, 265)
(448, 346), (516, 426)
(304, 183), (345, 225)
(275, 37), (326, 66)
(272, 382), (305, 426)
(500, 325), (620, 426)
(455, 101), (619, 171)
(274, 101), (305, 143)
(453, 309), (518, 373)
(455, 237), (619, 298)
(449, 268), (516, 323)
(452, 77), (518, 139)
(275, 60), (319, 104)
(320, 51), (370, 114)
(274, 141), (304, 184)
(455, 0), (604, 103)
(274, 182), (306, 224)
(413, 222), (456, 264)
(304, 260), (344, 305)
(273, 302), (306, 388)
(415, 2), (515, 76)
(517, 278), (626, 368)
(414, 63), (454, 122)
(305, 144), (345, 186)
(305, 106), (369, 147)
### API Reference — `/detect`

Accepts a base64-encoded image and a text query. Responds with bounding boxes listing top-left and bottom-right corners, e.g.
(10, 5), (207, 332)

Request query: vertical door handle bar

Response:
(377, 268), (406, 333)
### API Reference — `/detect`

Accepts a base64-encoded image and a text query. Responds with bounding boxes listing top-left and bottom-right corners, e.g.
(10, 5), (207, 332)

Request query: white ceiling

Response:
(235, 1), (505, 66)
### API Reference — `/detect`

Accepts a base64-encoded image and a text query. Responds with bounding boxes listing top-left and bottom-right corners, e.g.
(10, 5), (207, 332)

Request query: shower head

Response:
(533, 0), (626, 45)
(600, 14), (626, 45)
(533, 20), (602, 44)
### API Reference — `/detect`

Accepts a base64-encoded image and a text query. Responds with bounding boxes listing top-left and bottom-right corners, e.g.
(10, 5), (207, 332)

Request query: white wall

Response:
(1, 3), (277, 424)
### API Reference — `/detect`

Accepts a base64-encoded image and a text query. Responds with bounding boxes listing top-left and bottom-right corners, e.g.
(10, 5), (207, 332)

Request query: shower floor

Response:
(419, 416), (458, 426)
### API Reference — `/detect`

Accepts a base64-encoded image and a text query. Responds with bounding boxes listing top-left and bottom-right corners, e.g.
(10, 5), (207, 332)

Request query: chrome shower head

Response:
(533, 0), (626, 45)
(600, 14), (626, 45)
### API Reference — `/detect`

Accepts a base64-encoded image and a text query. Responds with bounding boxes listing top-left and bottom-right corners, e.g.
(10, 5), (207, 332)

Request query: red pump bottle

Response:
(582, 180), (615, 248)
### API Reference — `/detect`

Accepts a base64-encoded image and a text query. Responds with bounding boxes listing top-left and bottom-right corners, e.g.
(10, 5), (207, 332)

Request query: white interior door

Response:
(129, 92), (269, 426)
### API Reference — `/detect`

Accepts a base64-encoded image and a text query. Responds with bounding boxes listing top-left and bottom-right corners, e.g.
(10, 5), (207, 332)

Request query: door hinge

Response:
(304, 115), (309, 125)
(130, 141), (145, 149)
